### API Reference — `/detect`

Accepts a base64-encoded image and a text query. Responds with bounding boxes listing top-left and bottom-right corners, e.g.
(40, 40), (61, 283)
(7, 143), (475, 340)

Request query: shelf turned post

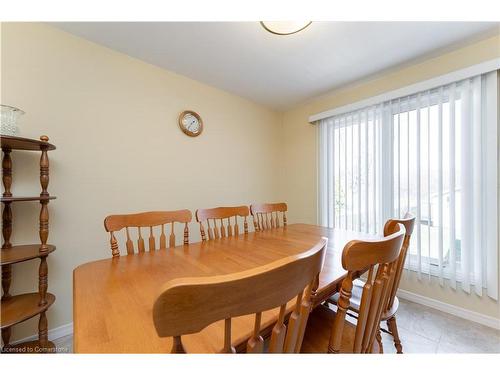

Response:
(2, 148), (13, 249)
(1, 203), (12, 249)
(2, 147), (13, 348)
(38, 136), (51, 312)
(38, 311), (49, 347)
(1, 327), (12, 349)
(1, 201), (13, 300)
(38, 255), (48, 306)
(39, 135), (50, 253)
(2, 148), (12, 198)
(1, 264), (12, 300)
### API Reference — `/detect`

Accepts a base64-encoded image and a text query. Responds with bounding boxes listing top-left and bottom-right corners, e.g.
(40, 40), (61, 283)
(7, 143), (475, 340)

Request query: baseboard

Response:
(11, 322), (73, 346)
(397, 289), (500, 330)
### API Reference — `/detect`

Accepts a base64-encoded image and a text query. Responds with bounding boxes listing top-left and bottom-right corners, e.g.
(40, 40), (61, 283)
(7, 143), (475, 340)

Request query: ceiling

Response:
(52, 22), (499, 110)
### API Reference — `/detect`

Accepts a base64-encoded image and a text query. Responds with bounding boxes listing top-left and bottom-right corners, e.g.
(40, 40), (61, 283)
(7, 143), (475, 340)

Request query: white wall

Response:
(1, 22), (283, 341)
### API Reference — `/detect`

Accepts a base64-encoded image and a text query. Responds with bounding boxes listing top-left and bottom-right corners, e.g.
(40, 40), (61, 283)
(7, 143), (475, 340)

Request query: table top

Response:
(73, 223), (376, 353)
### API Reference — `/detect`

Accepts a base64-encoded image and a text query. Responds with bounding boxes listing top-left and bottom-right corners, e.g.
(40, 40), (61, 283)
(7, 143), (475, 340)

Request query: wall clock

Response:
(178, 110), (203, 137)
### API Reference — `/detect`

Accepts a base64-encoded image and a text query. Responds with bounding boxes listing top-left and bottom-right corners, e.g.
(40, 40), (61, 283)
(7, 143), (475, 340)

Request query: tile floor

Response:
(380, 300), (500, 353)
(53, 299), (500, 353)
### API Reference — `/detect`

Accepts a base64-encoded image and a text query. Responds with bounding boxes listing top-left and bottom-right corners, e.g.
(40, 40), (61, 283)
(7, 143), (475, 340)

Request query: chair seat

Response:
(301, 304), (380, 354)
(328, 279), (399, 321)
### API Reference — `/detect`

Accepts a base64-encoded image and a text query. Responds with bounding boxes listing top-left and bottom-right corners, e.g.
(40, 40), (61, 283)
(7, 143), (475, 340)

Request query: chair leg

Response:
(386, 316), (403, 354)
(375, 328), (384, 354)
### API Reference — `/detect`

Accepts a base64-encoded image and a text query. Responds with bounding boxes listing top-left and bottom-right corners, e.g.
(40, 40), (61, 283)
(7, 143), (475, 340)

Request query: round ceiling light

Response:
(260, 21), (312, 35)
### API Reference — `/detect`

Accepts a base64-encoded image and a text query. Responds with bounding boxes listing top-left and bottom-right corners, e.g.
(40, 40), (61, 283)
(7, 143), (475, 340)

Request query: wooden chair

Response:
(153, 238), (328, 353)
(195, 206), (250, 241)
(104, 210), (192, 257)
(301, 223), (405, 354)
(326, 214), (415, 353)
(250, 202), (287, 231)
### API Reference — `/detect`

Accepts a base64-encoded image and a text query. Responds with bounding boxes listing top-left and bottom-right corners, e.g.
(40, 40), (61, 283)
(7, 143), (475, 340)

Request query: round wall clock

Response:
(178, 110), (203, 137)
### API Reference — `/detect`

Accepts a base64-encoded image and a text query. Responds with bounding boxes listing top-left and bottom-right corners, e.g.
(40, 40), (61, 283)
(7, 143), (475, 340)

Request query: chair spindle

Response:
(110, 232), (119, 257)
(169, 222), (175, 248)
(247, 312), (264, 353)
(172, 336), (186, 354)
(223, 318), (236, 353)
(227, 217), (232, 237)
(183, 223), (189, 245)
(137, 227), (145, 252)
(268, 304), (287, 353)
(149, 226), (155, 251)
(125, 227), (134, 254)
(220, 219), (226, 238)
(283, 291), (303, 353)
(160, 224), (167, 249)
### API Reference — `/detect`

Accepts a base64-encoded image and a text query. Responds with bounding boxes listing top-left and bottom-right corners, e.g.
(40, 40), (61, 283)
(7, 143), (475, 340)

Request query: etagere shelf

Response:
(1, 135), (57, 353)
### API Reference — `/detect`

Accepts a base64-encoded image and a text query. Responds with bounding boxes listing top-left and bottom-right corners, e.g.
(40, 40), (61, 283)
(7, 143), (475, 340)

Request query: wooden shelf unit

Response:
(1, 135), (57, 353)
(1, 196), (56, 203)
(1, 293), (56, 329)
(1, 245), (56, 266)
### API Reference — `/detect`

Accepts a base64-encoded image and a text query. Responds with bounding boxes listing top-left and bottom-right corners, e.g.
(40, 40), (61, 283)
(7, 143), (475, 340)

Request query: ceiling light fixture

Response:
(260, 21), (312, 35)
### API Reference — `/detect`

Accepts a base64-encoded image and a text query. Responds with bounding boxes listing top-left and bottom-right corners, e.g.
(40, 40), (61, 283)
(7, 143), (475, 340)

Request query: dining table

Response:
(73, 223), (377, 353)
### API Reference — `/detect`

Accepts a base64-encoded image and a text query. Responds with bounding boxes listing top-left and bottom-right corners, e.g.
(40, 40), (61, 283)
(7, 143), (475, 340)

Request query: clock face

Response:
(179, 111), (203, 137)
(182, 114), (200, 133)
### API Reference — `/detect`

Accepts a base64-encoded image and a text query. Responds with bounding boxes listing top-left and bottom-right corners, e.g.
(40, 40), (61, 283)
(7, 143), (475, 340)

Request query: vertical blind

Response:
(318, 71), (498, 299)
(318, 107), (382, 234)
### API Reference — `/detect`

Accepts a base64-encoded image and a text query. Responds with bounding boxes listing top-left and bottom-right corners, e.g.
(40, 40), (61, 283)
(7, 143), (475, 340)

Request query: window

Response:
(318, 109), (382, 234)
(392, 88), (463, 284)
(318, 71), (498, 299)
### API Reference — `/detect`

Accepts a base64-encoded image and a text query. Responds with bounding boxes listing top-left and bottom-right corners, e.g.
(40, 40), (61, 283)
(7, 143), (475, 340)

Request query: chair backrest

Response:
(383, 213), (415, 311)
(104, 210), (192, 257)
(250, 202), (288, 231)
(195, 206), (250, 241)
(329, 224), (405, 353)
(153, 238), (328, 353)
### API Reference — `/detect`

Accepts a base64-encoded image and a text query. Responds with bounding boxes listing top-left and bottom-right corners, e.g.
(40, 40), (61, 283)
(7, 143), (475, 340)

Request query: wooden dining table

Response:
(73, 223), (376, 353)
